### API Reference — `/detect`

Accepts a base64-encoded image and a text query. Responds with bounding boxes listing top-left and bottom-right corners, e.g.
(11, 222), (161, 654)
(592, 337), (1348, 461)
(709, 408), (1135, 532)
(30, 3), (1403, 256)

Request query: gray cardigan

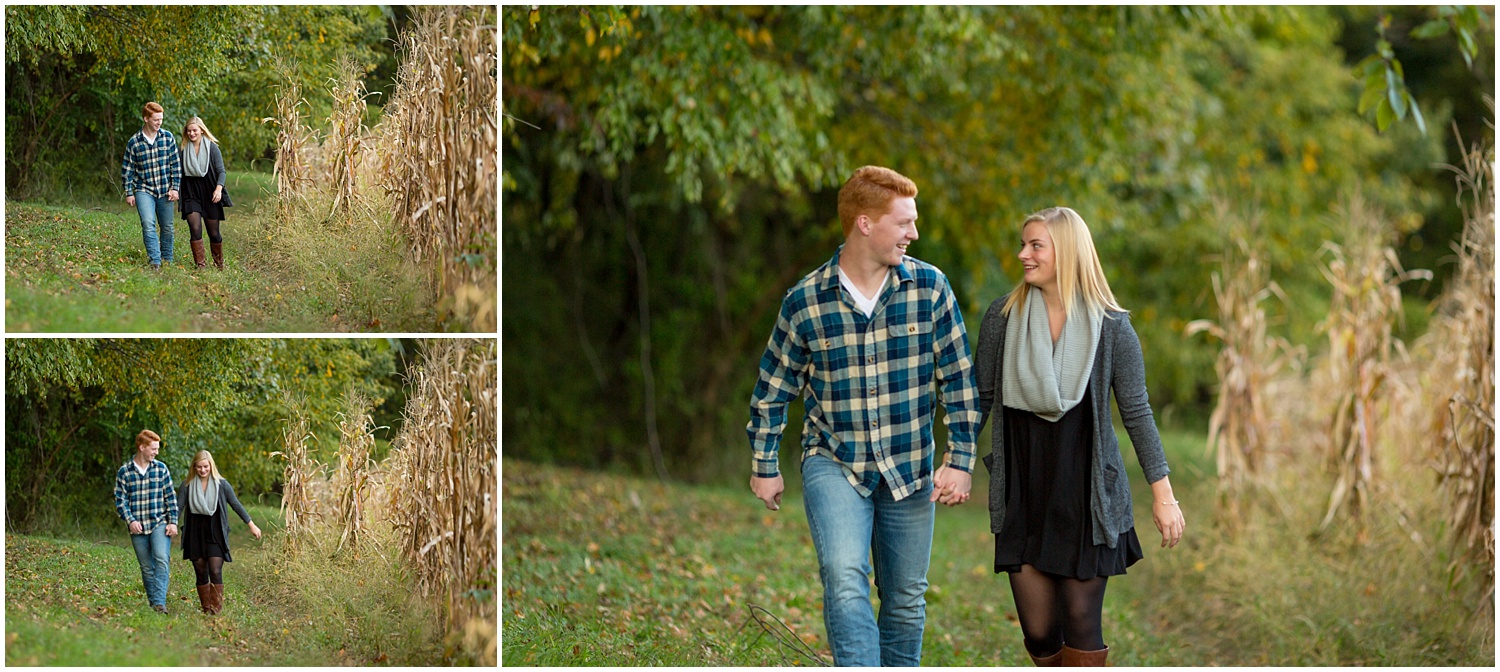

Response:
(975, 299), (1170, 548)
(176, 478), (253, 561)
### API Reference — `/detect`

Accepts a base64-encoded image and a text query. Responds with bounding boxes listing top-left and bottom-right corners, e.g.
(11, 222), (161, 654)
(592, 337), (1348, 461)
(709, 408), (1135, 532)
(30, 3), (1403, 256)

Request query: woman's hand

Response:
(249, 522), (262, 540)
(212, 186), (222, 204)
(1150, 476), (1184, 548)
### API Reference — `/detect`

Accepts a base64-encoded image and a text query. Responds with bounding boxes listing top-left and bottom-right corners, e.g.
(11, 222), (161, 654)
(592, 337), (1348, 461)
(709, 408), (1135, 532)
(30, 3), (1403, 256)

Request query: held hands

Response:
(167, 189), (179, 202)
(751, 475), (784, 511)
(929, 464), (971, 507)
(165, 523), (178, 538)
(128, 520), (143, 535)
(249, 522), (262, 540)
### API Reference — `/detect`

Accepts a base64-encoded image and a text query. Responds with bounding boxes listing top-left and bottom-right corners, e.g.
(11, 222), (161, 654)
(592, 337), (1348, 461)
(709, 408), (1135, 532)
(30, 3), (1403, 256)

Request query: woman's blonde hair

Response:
(190, 450), (226, 483)
(183, 116), (219, 144)
(1002, 206), (1126, 318)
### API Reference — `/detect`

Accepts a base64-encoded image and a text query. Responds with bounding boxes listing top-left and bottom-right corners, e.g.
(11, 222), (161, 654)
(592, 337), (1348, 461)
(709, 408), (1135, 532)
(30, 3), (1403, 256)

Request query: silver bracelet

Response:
(1156, 500), (1179, 507)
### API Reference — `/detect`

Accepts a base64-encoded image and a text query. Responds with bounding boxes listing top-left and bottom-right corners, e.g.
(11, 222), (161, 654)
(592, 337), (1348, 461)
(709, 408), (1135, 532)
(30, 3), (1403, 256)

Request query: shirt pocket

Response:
(885, 320), (935, 368)
(809, 328), (854, 379)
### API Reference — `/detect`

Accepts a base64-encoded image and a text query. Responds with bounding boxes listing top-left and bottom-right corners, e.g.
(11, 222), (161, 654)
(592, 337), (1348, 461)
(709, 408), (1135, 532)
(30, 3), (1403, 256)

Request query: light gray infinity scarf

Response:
(1001, 286), (1103, 422)
(189, 476), (219, 515)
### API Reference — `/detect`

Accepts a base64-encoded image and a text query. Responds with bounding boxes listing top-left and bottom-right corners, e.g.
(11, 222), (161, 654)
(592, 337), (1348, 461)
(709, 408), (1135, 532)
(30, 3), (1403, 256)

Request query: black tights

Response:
(186, 212), (222, 244)
(1008, 564), (1108, 655)
(193, 556), (224, 586)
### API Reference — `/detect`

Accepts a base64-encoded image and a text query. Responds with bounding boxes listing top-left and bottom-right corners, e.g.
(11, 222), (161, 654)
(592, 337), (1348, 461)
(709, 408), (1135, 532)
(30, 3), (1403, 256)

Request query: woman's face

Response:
(195, 460), (211, 478)
(185, 123), (202, 142)
(1019, 220), (1057, 290)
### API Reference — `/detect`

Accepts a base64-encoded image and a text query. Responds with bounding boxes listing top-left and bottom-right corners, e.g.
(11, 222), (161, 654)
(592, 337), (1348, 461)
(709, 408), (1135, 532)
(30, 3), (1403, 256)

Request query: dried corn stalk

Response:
(325, 56), (374, 220)
(375, 6), (497, 331)
(385, 338), (496, 665)
(1186, 207), (1302, 528)
(271, 393), (323, 554)
(333, 389), (377, 557)
(1316, 195), (1432, 531)
(263, 56), (317, 222)
(1427, 132), (1495, 596)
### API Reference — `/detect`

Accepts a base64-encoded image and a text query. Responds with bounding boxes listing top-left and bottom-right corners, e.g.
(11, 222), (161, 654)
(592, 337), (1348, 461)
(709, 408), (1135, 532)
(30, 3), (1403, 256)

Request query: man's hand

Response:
(128, 520), (143, 535)
(751, 475), (784, 511)
(165, 523), (178, 537)
(126, 195), (137, 207)
(929, 464), (972, 507)
(167, 189), (179, 202)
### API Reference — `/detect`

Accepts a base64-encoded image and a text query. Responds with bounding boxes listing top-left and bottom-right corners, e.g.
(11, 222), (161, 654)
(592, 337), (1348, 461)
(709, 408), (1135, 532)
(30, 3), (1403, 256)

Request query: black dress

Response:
(182, 504), (229, 561)
(179, 174), (226, 221)
(994, 385), (1144, 579)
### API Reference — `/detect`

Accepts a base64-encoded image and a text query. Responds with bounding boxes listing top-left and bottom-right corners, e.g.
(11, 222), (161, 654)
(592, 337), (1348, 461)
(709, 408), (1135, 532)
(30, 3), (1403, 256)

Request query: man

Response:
(121, 101), (182, 270)
(113, 429), (179, 614)
(747, 165), (979, 666)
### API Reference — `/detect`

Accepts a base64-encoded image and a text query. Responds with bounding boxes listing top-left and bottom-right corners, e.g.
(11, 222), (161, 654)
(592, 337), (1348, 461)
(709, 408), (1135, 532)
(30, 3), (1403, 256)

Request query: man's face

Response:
(144, 112), (163, 134)
(864, 196), (919, 267)
(139, 440), (160, 461)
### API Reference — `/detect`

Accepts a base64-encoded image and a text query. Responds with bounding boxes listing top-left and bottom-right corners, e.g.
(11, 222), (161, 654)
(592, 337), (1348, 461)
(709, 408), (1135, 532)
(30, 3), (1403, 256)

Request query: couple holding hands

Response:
(748, 166), (1187, 666)
(113, 430), (261, 616)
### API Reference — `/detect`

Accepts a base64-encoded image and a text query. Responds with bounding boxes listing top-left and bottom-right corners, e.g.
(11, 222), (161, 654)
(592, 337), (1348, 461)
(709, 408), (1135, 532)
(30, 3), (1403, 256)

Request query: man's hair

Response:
(135, 429), (161, 448)
(142, 101), (163, 118)
(838, 166), (918, 237)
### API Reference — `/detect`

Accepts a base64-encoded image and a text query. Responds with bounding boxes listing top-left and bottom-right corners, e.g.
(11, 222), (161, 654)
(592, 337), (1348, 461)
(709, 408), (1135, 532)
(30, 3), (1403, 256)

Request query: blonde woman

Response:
(177, 116), (232, 269)
(176, 450), (260, 615)
(974, 207), (1186, 666)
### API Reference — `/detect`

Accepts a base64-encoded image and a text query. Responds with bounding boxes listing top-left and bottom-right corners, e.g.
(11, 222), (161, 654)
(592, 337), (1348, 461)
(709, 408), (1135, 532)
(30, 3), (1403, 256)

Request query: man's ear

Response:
(856, 215), (871, 236)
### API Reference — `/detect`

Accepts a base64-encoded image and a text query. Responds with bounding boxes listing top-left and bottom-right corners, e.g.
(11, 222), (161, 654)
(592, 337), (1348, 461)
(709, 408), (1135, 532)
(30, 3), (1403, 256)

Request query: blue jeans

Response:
(135, 191), (175, 265)
(129, 525), (171, 607)
(802, 454), (935, 666)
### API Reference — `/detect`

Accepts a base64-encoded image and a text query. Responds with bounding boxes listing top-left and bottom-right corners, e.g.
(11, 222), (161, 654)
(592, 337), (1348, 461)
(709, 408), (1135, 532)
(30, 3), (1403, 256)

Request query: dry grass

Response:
(1186, 205), (1303, 528)
(332, 390), (377, 558)
(375, 6), (497, 331)
(271, 394), (324, 554)
(384, 339), (497, 665)
(1313, 194), (1432, 531)
(1422, 134), (1495, 600)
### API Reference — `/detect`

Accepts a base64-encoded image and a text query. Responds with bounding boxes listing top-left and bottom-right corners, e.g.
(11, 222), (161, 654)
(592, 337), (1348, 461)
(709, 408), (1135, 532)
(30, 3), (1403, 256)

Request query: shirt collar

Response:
(819, 244), (914, 292)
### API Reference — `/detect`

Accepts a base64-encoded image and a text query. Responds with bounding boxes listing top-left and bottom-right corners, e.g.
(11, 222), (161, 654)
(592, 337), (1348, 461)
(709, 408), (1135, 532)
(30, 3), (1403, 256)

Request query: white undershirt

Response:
(838, 267), (890, 318)
(133, 459), (149, 475)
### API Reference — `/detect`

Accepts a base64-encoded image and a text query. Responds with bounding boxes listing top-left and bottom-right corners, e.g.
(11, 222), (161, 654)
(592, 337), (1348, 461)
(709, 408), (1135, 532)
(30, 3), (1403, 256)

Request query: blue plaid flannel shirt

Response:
(747, 247), (980, 501)
(114, 459), (179, 533)
(121, 129), (182, 198)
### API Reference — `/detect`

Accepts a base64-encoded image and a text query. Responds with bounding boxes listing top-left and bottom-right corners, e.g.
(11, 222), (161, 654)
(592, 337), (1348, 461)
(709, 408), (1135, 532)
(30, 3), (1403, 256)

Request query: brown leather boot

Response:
(209, 582), (224, 614)
(190, 239), (207, 268)
(210, 242), (223, 269)
(1061, 645), (1108, 667)
(195, 584), (212, 614)
(1029, 648), (1064, 666)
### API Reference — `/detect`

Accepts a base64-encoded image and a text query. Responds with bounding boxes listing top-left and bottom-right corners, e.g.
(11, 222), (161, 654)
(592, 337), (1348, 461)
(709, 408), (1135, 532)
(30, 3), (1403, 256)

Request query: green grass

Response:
(504, 424), (1495, 665)
(5, 504), (452, 666)
(501, 446), (1188, 666)
(5, 170), (438, 332)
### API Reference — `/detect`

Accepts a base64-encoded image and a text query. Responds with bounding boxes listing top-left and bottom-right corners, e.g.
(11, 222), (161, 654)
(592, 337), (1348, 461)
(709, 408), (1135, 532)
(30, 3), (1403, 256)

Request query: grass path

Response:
(5, 504), (446, 666)
(5, 171), (435, 332)
(500, 436), (1195, 666)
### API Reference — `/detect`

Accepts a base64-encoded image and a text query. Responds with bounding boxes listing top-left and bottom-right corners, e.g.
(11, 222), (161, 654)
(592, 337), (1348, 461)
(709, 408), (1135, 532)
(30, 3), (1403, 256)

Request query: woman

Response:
(177, 116), (233, 269)
(176, 450), (260, 615)
(975, 207), (1185, 666)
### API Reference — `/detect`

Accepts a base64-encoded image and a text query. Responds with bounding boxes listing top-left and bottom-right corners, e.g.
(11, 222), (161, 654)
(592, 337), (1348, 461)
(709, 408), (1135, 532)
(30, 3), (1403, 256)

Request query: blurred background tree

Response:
(3, 338), (428, 534)
(502, 6), (1490, 482)
(4, 5), (410, 199)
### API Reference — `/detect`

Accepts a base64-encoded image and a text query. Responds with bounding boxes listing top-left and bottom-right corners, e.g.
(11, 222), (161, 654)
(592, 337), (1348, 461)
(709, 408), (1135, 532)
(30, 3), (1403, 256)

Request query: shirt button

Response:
(868, 387), (876, 396)
(870, 419), (879, 428)
(866, 355), (875, 363)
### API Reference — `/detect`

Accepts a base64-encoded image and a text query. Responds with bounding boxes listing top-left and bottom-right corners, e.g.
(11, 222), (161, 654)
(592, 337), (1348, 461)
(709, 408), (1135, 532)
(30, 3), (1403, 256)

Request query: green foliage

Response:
(503, 6), (1454, 479)
(5, 338), (400, 533)
(5, 5), (393, 199)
